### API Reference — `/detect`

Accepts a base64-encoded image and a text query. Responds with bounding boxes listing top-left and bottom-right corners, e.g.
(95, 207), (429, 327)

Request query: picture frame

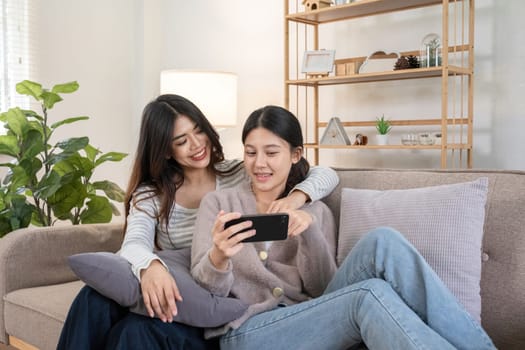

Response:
(301, 50), (336, 76)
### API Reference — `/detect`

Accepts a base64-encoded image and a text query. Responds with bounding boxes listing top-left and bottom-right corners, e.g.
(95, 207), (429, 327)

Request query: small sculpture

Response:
(320, 117), (351, 145)
(353, 133), (368, 146)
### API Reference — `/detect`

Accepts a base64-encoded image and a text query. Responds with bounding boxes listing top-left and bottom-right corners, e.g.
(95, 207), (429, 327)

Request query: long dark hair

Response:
(124, 94), (240, 235)
(242, 105), (309, 198)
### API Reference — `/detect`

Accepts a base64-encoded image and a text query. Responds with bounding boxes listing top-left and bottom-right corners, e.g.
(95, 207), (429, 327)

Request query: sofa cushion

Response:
(4, 280), (84, 350)
(68, 248), (249, 328)
(337, 178), (489, 322)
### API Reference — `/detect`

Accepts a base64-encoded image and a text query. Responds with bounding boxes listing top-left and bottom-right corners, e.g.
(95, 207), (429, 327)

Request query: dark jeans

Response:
(57, 286), (220, 350)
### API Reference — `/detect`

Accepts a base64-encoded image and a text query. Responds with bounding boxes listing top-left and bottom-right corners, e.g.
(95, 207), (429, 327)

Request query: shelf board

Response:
(304, 143), (471, 150)
(286, 66), (470, 86)
(318, 118), (469, 127)
(287, 0), (450, 24)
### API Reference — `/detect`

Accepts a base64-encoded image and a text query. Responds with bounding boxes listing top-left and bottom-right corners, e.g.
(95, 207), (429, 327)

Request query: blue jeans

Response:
(57, 286), (219, 350)
(220, 227), (496, 350)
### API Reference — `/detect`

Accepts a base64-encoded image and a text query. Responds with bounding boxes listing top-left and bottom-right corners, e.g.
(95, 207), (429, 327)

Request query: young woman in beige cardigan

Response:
(191, 105), (495, 350)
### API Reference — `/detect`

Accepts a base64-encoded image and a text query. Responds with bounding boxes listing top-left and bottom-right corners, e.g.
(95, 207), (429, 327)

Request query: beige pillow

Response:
(337, 178), (489, 322)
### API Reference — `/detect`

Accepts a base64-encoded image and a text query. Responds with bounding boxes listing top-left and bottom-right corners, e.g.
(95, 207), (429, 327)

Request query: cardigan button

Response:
(482, 252), (489, 262)
(259, 251), (268, 261)
(272, 287), (284, 298)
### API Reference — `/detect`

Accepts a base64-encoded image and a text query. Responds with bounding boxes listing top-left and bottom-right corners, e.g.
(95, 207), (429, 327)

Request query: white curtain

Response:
(0, 0), (33, 111)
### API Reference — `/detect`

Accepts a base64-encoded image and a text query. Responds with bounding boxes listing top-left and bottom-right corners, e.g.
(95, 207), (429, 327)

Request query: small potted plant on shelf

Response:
(375, 114), (392, 145)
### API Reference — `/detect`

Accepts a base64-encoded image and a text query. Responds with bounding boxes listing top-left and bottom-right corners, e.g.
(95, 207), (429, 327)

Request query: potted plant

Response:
(0, 80), (127, 237)
(375, 114), (392, 145)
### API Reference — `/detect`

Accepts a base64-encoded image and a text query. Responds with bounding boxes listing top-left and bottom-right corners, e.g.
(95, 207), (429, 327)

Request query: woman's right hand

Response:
(140, 259), (182, 323)
(209, 211), (255, 270)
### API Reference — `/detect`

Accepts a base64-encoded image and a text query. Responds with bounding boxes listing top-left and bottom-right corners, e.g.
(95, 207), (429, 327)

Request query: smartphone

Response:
(224, 213), (289, 242)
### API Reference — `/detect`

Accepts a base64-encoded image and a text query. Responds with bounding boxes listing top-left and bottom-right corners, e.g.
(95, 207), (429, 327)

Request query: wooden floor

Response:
(0, 343), (17, 350)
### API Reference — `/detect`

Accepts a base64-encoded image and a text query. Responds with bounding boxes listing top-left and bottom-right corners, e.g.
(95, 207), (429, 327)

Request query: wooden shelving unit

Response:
(284, 0), (475, 168)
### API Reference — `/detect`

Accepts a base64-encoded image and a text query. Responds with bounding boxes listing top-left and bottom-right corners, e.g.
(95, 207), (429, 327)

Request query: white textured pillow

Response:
(337, 178), (489, 322)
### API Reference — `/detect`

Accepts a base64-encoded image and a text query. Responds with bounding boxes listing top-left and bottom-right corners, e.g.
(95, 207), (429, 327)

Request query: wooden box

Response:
(334, 58), (363, 76)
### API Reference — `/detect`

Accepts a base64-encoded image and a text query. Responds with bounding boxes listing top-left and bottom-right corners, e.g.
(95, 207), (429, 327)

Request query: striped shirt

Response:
(120, 159), (338, 279)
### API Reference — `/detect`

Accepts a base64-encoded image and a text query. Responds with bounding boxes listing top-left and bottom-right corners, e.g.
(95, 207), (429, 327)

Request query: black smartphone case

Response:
(225, 213), (289, 242)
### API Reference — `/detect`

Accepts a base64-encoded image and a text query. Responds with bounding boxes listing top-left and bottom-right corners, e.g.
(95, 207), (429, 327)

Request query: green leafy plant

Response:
(375, 114), (392, 135)
(0, 80), (127, 237)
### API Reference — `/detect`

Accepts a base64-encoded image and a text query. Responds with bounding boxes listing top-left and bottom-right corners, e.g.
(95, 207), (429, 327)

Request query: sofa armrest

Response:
(0, 223), (123, 294)
(0, 223), (123, 344)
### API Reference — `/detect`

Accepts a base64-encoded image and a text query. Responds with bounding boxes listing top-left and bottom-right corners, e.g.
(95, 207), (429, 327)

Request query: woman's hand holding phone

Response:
(209, 208), (311, 270)
(209, 211), (255, 270)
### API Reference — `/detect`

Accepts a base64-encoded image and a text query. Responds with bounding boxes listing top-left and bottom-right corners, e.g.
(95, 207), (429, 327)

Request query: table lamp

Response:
(160, 70), (238, 129)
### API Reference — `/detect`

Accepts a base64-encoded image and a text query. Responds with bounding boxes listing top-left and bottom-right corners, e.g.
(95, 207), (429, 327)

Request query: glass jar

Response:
(418, 132), (435, 145)
(401, 133), (419, 145)
(420, 33), (442, 67)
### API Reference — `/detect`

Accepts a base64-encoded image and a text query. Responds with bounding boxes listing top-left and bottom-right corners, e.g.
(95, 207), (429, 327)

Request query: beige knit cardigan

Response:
(191, 180), (338, 337)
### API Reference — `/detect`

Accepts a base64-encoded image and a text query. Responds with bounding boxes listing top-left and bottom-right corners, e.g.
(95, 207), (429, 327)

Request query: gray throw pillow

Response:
(68, 248), (248, 327)
(337, 178), (489, 323)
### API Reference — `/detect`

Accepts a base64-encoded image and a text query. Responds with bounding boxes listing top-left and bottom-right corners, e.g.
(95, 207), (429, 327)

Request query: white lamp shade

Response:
(160, 70), (238, 128)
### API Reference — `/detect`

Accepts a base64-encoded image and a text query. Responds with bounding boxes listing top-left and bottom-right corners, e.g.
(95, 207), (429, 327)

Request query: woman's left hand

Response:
(283, 209), (313, 237)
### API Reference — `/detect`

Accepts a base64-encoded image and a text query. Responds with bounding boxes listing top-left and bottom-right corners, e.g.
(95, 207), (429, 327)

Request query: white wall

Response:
(30, 0), (525, 206)
(156, 0), (284, 160)
(154, 0), (525, 170)
(32, 0), (136, 194)
(476, 0), (525, 170)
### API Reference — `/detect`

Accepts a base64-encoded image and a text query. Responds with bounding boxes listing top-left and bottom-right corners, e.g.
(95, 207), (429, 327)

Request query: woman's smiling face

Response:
(170, 114), (211, 171)
(243, 127), (301, 197)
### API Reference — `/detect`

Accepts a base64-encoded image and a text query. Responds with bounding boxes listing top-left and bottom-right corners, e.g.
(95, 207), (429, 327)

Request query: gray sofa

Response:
(1, 168), (524, 350)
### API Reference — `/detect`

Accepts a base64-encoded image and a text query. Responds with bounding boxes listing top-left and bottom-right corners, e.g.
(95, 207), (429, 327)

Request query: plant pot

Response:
(376, 134), (389, 145)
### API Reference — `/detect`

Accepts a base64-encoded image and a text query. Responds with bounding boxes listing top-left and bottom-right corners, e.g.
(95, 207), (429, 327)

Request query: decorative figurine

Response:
(320, 117), (351, 145)
(353, 133), (368, 146)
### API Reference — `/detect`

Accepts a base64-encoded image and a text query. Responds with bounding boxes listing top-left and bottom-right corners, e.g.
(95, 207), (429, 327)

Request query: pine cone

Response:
(394, 56), (410, 70)
(406, 55), (420, 68)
